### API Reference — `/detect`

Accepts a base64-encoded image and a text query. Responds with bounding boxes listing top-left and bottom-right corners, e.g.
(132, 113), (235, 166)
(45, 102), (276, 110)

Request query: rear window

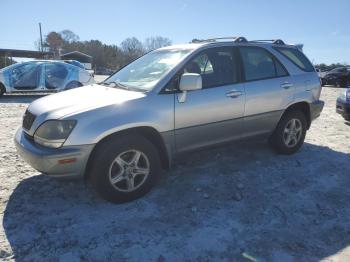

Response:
(275, 47), (315, 72)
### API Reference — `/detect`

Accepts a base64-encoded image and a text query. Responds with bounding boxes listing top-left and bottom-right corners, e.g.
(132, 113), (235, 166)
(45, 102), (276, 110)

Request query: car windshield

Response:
(104, 49), (191, 91)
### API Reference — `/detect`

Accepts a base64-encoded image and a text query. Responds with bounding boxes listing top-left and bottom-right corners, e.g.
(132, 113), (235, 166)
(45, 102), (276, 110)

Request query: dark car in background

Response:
(95, 67), (115, 76)
(336, 88), (350, 121)
(0, 60), (95, 96)
(322, 67), (350, 87)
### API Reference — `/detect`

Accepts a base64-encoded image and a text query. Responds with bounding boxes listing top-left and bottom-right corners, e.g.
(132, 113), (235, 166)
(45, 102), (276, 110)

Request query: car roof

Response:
(14, 60), (83, 68)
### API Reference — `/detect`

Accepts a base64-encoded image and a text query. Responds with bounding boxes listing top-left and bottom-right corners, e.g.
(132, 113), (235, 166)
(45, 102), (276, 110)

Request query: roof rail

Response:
(234, 37), (248, 43)
(191, 36), (248, 43)
(250, 39), (285, 45)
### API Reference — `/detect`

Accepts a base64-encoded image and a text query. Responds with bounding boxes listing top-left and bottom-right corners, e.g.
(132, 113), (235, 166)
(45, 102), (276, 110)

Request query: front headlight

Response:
(34, 120), (76, 148)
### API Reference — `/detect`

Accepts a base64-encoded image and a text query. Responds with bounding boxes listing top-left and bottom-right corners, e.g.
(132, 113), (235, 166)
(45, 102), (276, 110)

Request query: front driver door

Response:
(174, 47), (245, 153)
(11, 62), (41, 90)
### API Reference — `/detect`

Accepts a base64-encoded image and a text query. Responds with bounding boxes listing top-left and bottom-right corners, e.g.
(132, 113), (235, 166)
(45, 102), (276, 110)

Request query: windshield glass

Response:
(104, 49), (191, 91)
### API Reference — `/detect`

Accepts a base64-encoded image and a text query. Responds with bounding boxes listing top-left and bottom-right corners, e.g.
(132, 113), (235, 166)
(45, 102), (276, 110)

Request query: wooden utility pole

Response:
(39, 23), (43, 53)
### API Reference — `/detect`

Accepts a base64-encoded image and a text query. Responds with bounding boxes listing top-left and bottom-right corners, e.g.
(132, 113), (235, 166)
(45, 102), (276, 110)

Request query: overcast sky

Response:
(1, 0), (349, 64)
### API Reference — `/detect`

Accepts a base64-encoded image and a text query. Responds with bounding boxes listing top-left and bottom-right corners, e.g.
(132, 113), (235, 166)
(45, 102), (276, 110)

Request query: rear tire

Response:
(90, 134), (161, 203)
(269, 111), (307, 155)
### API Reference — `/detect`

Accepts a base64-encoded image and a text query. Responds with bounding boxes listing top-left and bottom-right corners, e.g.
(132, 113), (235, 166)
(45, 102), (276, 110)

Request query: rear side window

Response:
(275, 47), (314, 72)
(239, 47), (288, 81)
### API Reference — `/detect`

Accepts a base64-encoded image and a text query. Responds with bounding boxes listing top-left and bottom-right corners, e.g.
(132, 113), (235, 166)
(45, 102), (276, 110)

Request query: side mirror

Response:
(179, 73), (202, 91)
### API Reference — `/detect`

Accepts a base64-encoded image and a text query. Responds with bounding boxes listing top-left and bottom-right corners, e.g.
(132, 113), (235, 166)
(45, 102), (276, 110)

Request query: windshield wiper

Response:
(102, 81), (131, 90)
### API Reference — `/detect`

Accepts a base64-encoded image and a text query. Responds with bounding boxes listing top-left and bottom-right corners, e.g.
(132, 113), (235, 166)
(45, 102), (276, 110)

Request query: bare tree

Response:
(121, 37), (145, 60)
(60, 30), (80, 43)
(34, 39), (41, 51)
(32, 29), (174, 69)
(144, 36), (172, 51)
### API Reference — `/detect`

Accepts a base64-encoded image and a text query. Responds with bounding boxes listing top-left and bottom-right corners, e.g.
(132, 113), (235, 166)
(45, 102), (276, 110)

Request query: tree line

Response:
(314, 63), (348, 72)
(38, 30), (171, 70)
(0, 30), (348, 71)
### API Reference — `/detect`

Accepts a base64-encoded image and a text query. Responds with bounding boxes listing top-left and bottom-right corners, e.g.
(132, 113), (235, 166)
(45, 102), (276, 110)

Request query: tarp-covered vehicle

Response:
(0, 60), (95, 96)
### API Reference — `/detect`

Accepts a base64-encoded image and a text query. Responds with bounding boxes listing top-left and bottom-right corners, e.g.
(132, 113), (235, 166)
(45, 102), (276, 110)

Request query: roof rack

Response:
(190, 37), (286, 45)
(250, 39), (285, 45)
(191, 36), (248, 43)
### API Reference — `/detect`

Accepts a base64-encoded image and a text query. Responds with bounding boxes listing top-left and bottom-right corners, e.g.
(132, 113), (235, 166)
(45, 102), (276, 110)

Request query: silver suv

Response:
(15, 37), (324, 203)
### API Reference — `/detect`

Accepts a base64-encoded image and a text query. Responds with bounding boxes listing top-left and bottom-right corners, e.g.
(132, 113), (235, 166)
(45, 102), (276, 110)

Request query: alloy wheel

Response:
(283, 118), (303, 148)
(108, 150), (150, 192)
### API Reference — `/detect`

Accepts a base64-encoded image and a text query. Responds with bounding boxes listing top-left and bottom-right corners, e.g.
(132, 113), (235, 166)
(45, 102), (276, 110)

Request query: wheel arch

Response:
(280, 101), (311, 129)
(84, 126), (171, 180)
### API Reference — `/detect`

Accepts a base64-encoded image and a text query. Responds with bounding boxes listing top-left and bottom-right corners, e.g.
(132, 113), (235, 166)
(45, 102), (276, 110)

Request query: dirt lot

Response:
(0, 86), (349, 261)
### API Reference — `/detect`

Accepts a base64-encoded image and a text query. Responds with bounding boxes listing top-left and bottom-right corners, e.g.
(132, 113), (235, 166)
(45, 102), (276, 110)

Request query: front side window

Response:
(104, 49), (191, 91)
(275, 46), (314, 72)
(183, 47), (238, 89)
(239, 47), (288, 81)
(11, 62), (40, 89)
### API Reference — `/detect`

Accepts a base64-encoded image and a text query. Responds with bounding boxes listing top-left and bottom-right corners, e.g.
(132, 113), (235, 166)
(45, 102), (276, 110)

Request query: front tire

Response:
(90, 135), (161, 203)
(269, 111), (307, 155)
(0, 84), (5, 97)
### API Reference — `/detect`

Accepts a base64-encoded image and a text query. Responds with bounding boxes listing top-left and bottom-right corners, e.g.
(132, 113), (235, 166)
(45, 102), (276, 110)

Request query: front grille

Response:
(22, 110), (36, 130)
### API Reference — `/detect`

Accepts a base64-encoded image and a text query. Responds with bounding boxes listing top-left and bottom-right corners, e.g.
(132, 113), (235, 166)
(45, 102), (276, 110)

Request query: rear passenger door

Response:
(239, 46), (294, 137)
(174, 47), (245, 152)
(44, 63), (69, 90)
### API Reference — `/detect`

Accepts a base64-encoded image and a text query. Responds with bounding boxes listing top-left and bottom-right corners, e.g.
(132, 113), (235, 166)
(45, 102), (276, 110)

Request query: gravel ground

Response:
(0, 86), (349, 262)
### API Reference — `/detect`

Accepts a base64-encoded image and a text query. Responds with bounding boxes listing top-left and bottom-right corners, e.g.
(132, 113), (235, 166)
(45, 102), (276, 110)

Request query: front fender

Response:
(63, 93), (174, 146)
(0, 70), (12, 91)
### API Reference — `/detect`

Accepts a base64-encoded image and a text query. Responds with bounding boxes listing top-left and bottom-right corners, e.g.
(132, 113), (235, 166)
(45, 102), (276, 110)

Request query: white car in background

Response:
(0, 60), (95, 96)
(316, 68), (327, 78)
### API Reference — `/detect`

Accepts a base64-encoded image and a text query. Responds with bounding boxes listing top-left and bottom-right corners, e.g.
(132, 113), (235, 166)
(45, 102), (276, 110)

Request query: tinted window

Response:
(184, 47), (237, 88)
(275, 47), (314, 72)
(45, 63), (68, 89)
(330, 68), (341, 73)
(239, 47), (288, 81)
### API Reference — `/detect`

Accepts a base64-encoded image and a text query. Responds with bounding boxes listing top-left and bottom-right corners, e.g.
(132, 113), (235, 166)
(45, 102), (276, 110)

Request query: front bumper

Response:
(336, 97), (350, 120)
(310, 100), (325, 121)
(14, 128), (95, 178)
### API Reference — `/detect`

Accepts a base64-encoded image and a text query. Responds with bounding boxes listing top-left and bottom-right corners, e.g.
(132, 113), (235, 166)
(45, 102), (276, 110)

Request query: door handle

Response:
(226, 90), (243, 98)
(281, 81), (293, 89)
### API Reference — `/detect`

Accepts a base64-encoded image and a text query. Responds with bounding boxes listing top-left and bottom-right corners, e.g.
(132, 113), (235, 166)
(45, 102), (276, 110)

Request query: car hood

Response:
(27, 84), (146, 120)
